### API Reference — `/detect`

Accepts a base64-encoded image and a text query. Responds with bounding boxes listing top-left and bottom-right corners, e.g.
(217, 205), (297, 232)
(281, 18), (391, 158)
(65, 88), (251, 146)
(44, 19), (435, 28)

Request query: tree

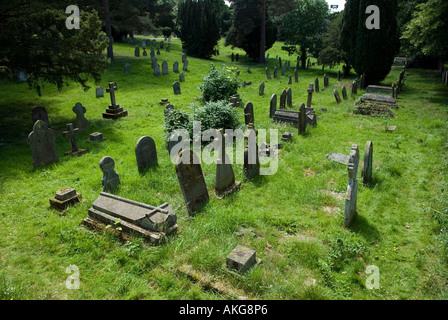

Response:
(340, 0), (400, 86)
(281, 0), (328, 69)
(176, 0), (222, 59)
(0, 0), (109, 95)
(225, 0), (277, 62)
(401, 0), (448, 66)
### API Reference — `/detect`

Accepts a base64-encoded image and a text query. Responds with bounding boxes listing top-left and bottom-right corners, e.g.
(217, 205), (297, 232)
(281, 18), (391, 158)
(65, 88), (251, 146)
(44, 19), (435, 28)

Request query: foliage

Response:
(225, 0), (277, 61)
(318, 12), (349, 71)
(0, 0), (109, 96)
(199, 65), (240, 103)
(192, 100), (241, 133)
(163, 108), (192, 139)
(176, 0), (222, 59)
(340, 0), (400, 85)
(281, 0), (328, 68)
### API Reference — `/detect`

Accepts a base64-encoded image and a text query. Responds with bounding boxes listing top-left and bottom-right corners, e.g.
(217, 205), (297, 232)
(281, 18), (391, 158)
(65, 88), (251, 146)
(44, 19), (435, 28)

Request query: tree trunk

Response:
(301, 47), (307, 69)
(103, 0), (114, 61)
(259, 0), (266, 64)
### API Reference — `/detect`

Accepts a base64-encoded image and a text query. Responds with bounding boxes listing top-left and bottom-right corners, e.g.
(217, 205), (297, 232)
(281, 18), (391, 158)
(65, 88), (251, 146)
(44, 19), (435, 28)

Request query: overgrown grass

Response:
(0, 37), (447, 300)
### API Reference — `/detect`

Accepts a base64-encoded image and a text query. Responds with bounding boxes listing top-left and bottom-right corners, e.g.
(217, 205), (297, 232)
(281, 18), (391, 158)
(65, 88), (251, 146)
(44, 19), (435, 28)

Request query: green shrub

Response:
(163, 108), (192, 139)
(199, 65), (240, 103)
(193, 100), (240, 133)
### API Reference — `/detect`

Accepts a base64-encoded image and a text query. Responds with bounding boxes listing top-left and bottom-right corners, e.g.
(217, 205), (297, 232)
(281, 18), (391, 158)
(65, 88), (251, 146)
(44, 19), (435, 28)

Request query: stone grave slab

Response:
(49, 187), (81, 211)
(226, 245), (261, 273)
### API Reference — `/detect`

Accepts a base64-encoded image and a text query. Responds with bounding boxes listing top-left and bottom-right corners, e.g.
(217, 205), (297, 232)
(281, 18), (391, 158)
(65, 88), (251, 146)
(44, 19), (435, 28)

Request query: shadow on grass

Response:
(349, 213), (381, 243)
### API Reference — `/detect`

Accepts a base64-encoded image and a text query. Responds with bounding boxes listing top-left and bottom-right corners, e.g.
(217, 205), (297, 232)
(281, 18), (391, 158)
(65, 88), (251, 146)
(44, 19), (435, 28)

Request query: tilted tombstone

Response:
(124, 63), (131, 74)
(28, 120), (59, 168)
(175, 150), (209, 215)
(162, 61), (168, 75)
(72, 102), (89, 132)
(244, 102), (254, 125)
(134, 46), (140, 57)
(273, 66), (278, 78)
(62, 123), (87, 156)
(298, 103), (307, 135)
(179, 72), (185, 82)
(173, 61), (179, 73)
(99, 156), (120, 192)
(334, 89), (342, 104)
(341, 86), (348, 100)
(362, 141), (373, 184)
(215, 133), (241, 199)
(269, 94), (277, 118)
(31, 106), (49, 127)
(344, 145), (359, 227)
(306, 84), (314, 108)
(96, 86), (104, 98)
(266, 67), (271, 80)
(279, 89), (287, 109)
(135, 136), (158, 173)
(314, 77), (320, 93)
(286, 88), (292, 107)
(154, 63), (161, 77)
(173, 81), (181, 95)
(259, 82), (265, 96)
(183, 59), (188, 71)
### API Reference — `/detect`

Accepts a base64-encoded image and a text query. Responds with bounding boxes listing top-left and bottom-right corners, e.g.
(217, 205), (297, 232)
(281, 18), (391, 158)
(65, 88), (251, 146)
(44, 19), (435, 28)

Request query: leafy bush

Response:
(193, 100), (240, 133)
(163, 109), (192, 139)
(199, 65), (240, 103)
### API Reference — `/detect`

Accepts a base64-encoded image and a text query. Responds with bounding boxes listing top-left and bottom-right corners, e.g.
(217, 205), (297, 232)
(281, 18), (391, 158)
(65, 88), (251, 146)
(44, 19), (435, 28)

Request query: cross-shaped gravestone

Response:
(73, 102), (89, 131)
(103, 82), (128, 119)
(306, 84), (314, 108)
(107, 82), (118, 108)
(99, 156), (120, 192)
(62, 123), (87, 156)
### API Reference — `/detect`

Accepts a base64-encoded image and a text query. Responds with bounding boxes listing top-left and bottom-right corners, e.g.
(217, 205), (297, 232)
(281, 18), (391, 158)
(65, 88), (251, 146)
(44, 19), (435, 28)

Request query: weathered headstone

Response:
(279, 89), (287, 109)
(175, 150), (209, 215)
(143, 48), (147, 56)
(244, 102), (254, 125)
(31, 106), (49, 127)
(134, 45), (140, 57)
(362, 141), (373, 184)
(135, 136), (158, 173)
(88, 132), (105, 142)
(337, 70), (341, 81)
(266, 67), (271, 80)
(288, 76), (292, 85)
(99, 156), (120, 192)
(62, 123), (87, 156)
(96, 86), (104, 98)
(281, 62), (286, 76)
(28, 120), (59, 167)
(162, 61), (168, 75)
(124, 63), (131, 74)
(49, 187), (81, 211)
(150, 48), (155, 58)
(215, 133), (241, 199)
(226, 245), (260, 273)
(179, 72), (185, 82)
(342, 86), (348, 99)
(154, 63), (161, 77)
(344, 145), (359, 227)
(298, 103), (306, 135)
(173, 61), (179, 73)
(173, 81), (181, 95)
(103, 82), (128, 119)
(182, 53), (187, 63)
(183, 59), (188, 71)
(314, 77), (320, 93)
(286, 87), (292, 107)
(269, 94), (277, 118)
(273, 66), (278, 78)
(334, 89), (342, 104)
(294, 69), (298, 83)
(72, 102), (89, 132)
(306, 84), (314, 108)
(243, 129), (260, 179)
(352, 80), (358, 96)
(259, 82), (265, 96)
(323, 74), (329, 87)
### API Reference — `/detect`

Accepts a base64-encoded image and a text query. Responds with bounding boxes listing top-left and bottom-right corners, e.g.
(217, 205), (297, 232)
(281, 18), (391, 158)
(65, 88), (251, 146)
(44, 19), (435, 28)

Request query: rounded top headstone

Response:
(99, 156), (115, 172)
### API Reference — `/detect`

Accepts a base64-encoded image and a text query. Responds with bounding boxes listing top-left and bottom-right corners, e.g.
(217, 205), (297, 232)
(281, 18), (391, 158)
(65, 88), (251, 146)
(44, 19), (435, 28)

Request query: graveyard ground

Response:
(0, 38), (447, 300)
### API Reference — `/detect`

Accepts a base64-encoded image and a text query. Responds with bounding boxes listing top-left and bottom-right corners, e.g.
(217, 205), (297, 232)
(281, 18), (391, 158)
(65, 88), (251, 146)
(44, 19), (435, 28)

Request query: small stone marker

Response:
(306, 84), (314, 108)
(179, 72), (185, 82)
(143, 48), (147, 56)
(269, 94), (277, 118)
(244, 102), (254, 125)
(259, 81), (265, 96)
(154, 63), (161, 77)
(162, 61), (168, 75)
(298, 103), (306, 135)
(28, 120), (59, 168)
(314, 77), (320, 93)
(173, 81), (181, 95)
(62, 123), (87, 156)
(135, 136), (158, 173)
(173, 61), (179, 73)
(334, 89), (342, 104)
(49, 187), (81, 211)
(96, 86), (104, 98)
(215, 133), (241, 199)
(342, 86), (348, 99)
(344, 145), (359, 227)
(72, 102), (89, 131)
(134, 45), (140, 57)
(226, 245), (260, 273)
(182, 53), (187, 63)
(103, 82), (128, 119)
(273, 66), (277, 78)
(31, 106), (49, 127)
(281, 132), (293, 142)
(175, 150), (209, 215)
(124, 63), (131, 74)
(362, 141), (373, 184)
(326, 153), (349, 165)
(266, 67), (271, 80)
(280, 89), (287, 109)
(294, 69), (298, 83)
(99, 156), (120, 192)
(286, 88), (292, 107)
(183, 59), (188, 71)
(88, 132), (105, 142)
(243, 129), (260, 179)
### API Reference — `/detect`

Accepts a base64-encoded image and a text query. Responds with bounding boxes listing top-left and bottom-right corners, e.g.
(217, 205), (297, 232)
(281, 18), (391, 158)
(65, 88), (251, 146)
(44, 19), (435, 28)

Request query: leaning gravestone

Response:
(269, 94), (277, 118)
(179, 72), (185, 82)
(173, 61), (179, 73)
(259, 82), (265, 96)
(175, 150), (209, 215)
(31, 106), (49, 127)
(362, 141), (373, 184)
(162, 61), (168, 75)
(344, 145), (359, 227)
(334, 89), (342, 104)
(28, 120), (59, 168)
(99, 156), (120, 192)
(96, 86), (104, 98)
(342, 86), (348, 100)
(279, 89), (287, 109)
(286, 88), (292, 107)
(135, 136), (158, 173)
(173, 81), (181, 95)
(298, 103), (306, 135)
(244, 102), (254, 125)
(215, 133), (241, 199)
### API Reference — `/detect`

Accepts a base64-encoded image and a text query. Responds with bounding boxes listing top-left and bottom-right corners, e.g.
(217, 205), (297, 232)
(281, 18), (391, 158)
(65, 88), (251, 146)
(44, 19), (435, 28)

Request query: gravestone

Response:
(334, 89), (342, 104)
(266, 67), (271, 80)
(326, 153), (349, 165)
(269, 94), (277, 118)
(156, 49), (160, 55)
(314, 77), (320, 93)
(151, 57), (157, 69)
(72, 102), (89, 132)
(162, 61), (168, 75)
(279, 89), (287, 109)
(342, 86), (348, 100)
(183, 59), (188, 71)
(231, 52), (235, 62)
(179, 72), (185, 82)
(134, 46), (140, 57)
(235, 54), (239, 62)
(278, 57), (282, 68)
(352, 80), (358, 96)
(243, 129), (260, 179)
(103, 82), (128, 119)
(298, 103), (306, 135)
(294, 69), (298, 83)
(150, 48), (155, 58)
(152, 39), (156, 47)
(215, 133), (241, 199)
(286, 87), (292, 107)
(344, 145), (359, 227)
(62, 123), (87, 156)
(182, 53), (187, 63)
(28, 120), (59, 168)
(306, 84), (314, 108)
(362, 141), (373, 184)
(154, 63), (161, 77)
(49, 187), (81, 211)
(85, 192), (178, 244)
(360, 73), (366, 89)
(337, 70), (341, 81)
(124, 63), (131, 74)
(160, 40), (164, 49)
(17, 71), (27, 82)
(244, 102), (254, 125)
(143, 48), (147, 56)
(135, 136), (158, 173)
(259, 82), (265, 96)
(175, 150), (209, 215)
(226, 245), (260, 273)
(166, 45), (170, 52)
(281, 62), (286, 76)
(173, 61), (179, 73)
(288, 76), (292, 85)
(88, 132), (105, 142)
(96, 86), (104, 98)
(173, 81), (181, 95)
(99, 156), (120, 192)
(31, 106), (49, 127)
(273, 66), (278, 78)
(146, 39), (150, 47)
(324, 74), (329, 87)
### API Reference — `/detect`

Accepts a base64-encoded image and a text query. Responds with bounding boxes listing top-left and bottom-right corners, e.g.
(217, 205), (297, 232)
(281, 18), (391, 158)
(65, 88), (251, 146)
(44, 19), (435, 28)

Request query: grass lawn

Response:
(0, 37), (447, 300)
